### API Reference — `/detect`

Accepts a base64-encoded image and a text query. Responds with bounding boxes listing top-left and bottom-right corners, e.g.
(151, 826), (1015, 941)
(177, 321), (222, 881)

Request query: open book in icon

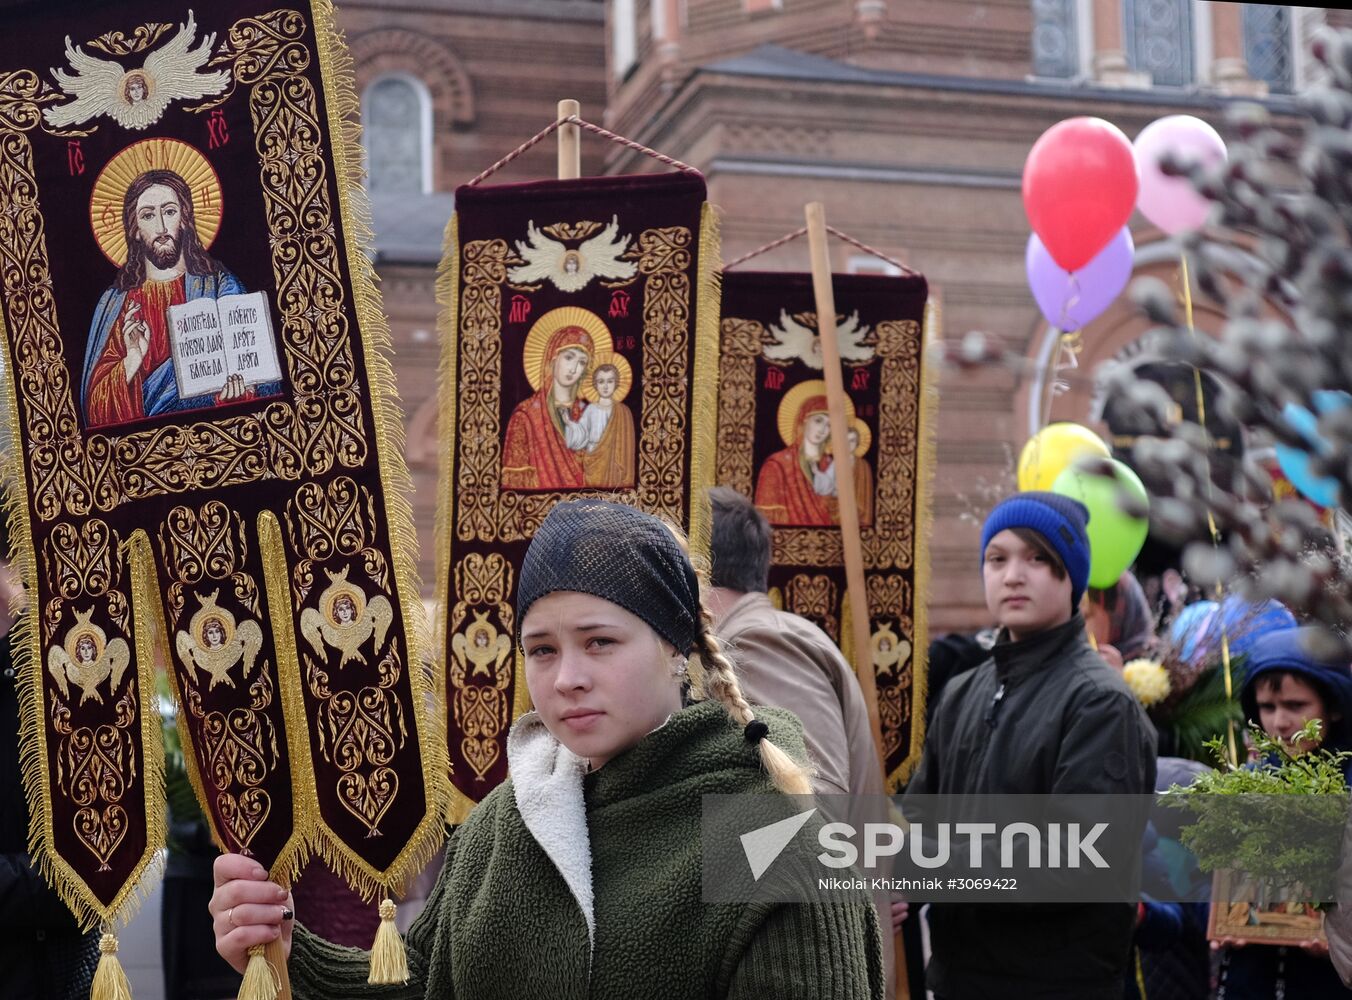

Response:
(168, 291), (283, 398)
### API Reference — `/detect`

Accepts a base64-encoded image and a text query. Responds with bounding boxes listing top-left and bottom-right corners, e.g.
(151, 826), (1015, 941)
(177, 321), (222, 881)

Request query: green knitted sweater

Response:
(289, 700), (882, 999)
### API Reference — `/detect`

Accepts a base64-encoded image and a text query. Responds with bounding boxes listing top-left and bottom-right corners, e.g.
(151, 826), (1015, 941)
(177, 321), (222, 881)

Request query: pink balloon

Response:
(1133, 115), (1227, 235)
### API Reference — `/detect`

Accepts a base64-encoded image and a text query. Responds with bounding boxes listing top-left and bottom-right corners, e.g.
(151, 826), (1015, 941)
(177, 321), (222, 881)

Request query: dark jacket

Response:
(905, 614), (1158, 1000)
(0, 632), (99, 1000)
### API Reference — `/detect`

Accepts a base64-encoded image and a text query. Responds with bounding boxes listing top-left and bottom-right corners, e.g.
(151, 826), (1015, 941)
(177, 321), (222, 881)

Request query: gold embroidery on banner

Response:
(46, 582), (138, 873)
(455, 238), (518, 543)
(300, 567), (394, 669)
(285, 477), (388, 606)
(0, 70), (64, 132)
(109, 404), (303, 500)
(456, 225), (694, 541)
(868, 320), (922, 568)
(237, 10), (366, 474)
(762, 319), (922, 568)
(449, 612), (512, 780)
(285, 482), (405, 837)
(449, 553), (514, 782)
(540, 220), (602, 241)
(0, 125), (94, 519)
(867, 573), (916, 759)
(47, 609), (131, 706)
(785, 573), (838, 642)
(718, 309), (925, 770)
(0, 10), (362, 515)
(176, 591), (264, 691)
(159, 501), (278, 855)
(715, 318), (762, 497)
(86, 22), (175, 58)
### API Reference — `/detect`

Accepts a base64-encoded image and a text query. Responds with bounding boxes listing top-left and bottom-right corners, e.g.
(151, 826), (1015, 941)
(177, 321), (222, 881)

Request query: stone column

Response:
(1210, 2), (1266, 96)
(1092, 0), (1149, 87)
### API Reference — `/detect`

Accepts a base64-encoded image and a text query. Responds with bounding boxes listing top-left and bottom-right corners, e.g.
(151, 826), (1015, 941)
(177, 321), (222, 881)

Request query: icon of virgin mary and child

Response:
(754, 379), (874, 528)
(500, 306), (636, 491)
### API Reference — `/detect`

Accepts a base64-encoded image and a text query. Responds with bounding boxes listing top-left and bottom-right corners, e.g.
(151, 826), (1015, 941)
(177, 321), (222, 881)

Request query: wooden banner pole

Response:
(557, 99), (581, 180)
(804, 202), (884, 770)
(806, 203), (910, 1000)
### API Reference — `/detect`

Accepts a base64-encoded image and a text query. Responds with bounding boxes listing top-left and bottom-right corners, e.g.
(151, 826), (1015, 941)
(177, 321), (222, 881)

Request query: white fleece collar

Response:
(508, 711), (595, 949)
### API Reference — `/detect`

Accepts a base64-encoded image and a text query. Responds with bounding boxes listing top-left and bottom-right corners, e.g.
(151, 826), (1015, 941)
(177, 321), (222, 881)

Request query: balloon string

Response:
(1181, 250), (1239, 768)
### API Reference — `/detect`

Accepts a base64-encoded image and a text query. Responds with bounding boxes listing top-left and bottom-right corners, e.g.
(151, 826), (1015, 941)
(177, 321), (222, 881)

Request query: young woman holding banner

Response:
(209, 499), (883, 999)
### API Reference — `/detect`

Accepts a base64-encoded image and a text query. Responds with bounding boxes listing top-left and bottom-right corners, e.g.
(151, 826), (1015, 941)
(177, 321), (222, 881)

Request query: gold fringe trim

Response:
(258, 511), (320, 892)
(2, 257), (167, 931)
(687, 201), (723, 568)
(433, 211), (474, 827)
(153, 525), (310, 887)
(300, 0), (450, 895)
(887, 295), (941, 790)
(91, 931), (133, 1000)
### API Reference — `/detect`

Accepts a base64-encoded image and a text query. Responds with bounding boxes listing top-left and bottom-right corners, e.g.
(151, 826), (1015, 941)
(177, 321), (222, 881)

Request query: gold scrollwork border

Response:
(450, 224), (698, 543)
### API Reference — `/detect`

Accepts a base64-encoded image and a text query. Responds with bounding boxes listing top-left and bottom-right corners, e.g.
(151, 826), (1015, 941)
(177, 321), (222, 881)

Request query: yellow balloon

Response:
(1017, 422), (1111, 492)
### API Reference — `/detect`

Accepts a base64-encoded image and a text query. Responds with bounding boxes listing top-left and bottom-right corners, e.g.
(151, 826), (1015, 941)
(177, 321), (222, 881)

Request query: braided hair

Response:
(689, 604), (814, 795)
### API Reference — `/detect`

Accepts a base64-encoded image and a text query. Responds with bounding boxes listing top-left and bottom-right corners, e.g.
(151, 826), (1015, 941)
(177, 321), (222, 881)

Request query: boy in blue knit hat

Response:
(977, 490), (1093, 639)
(906, 491), (1158, 1000)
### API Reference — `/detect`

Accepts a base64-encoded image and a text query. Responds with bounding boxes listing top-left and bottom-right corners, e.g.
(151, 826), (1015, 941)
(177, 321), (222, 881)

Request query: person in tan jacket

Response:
(705, 486), (900, 993)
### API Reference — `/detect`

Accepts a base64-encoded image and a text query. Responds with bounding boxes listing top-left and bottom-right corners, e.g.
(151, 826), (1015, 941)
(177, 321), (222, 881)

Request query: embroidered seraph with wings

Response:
(508, 216), (637, 292)
(175, 591), (264, 691)
(762, 309), (875, 369)
(47, 609), (131, 706)
(43, 10), (229, 132)
(300, 568), (394, 668)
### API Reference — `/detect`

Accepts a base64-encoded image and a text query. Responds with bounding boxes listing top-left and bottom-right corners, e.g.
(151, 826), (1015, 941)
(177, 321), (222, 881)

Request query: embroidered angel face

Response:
(333, 594), (357, 626)
(75, 634), (97, 665)
(521, 591), (682, 771)
(123, 72), (149, 105)
(203, 617), (226, 650)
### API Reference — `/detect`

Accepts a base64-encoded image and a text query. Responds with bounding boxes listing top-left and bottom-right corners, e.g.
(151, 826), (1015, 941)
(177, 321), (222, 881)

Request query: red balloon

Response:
(1023, 117), (1139, 272)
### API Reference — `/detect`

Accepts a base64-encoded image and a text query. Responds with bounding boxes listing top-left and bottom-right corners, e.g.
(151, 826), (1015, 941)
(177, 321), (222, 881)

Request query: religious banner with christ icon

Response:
(0, 0), (447, 961)
(717, 270), (934, 788)
(436, 170), (720, 820)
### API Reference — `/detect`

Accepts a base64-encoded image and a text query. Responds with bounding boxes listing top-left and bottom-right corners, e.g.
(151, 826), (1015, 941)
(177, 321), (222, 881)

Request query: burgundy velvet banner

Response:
(437, 171), (720, 818)
(717, 270), (932, 787)
(0, 0), (444, 922)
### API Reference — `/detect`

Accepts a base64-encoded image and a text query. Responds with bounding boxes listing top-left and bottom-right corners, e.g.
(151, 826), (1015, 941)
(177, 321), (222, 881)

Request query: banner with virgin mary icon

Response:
(0, 0), (447, 947)
(716, 270), (934, 787)
(436, 170), (720, 819)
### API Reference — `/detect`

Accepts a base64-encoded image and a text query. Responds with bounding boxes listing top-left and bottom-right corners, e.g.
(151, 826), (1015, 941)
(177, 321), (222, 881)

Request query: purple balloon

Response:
(1026, 226), (1135, 332)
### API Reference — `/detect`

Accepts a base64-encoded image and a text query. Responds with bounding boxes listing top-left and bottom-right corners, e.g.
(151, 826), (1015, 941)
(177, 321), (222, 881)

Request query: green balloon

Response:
(1051, 459), (1149, 589)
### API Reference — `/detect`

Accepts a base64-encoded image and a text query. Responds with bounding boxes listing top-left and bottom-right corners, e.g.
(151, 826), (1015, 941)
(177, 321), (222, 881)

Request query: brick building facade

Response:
(342, 0), (1339, 631)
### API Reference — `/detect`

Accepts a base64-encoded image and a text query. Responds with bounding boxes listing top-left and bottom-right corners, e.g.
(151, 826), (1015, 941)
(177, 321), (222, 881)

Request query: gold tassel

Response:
(368, 898), (410, 985)
(237, 944), (280, 1000)
(91, 932), (133, 1000)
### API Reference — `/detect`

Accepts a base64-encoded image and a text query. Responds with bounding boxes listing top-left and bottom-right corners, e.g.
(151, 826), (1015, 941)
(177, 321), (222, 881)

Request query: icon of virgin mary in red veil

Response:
(754, 382), (843, 527)
(501, 321), (596, 490)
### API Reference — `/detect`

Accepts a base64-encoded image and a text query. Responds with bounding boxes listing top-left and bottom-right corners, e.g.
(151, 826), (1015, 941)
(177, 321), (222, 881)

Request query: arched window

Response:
(362, 74), (432, 194)
(1031, 0), (1080, 79)
(1123, 0), (1194, 87)
(1243, 4), (1294, 94)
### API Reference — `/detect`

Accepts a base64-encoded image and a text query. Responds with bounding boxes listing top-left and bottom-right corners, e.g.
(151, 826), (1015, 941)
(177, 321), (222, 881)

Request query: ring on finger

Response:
(227, 906), (238, 929)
